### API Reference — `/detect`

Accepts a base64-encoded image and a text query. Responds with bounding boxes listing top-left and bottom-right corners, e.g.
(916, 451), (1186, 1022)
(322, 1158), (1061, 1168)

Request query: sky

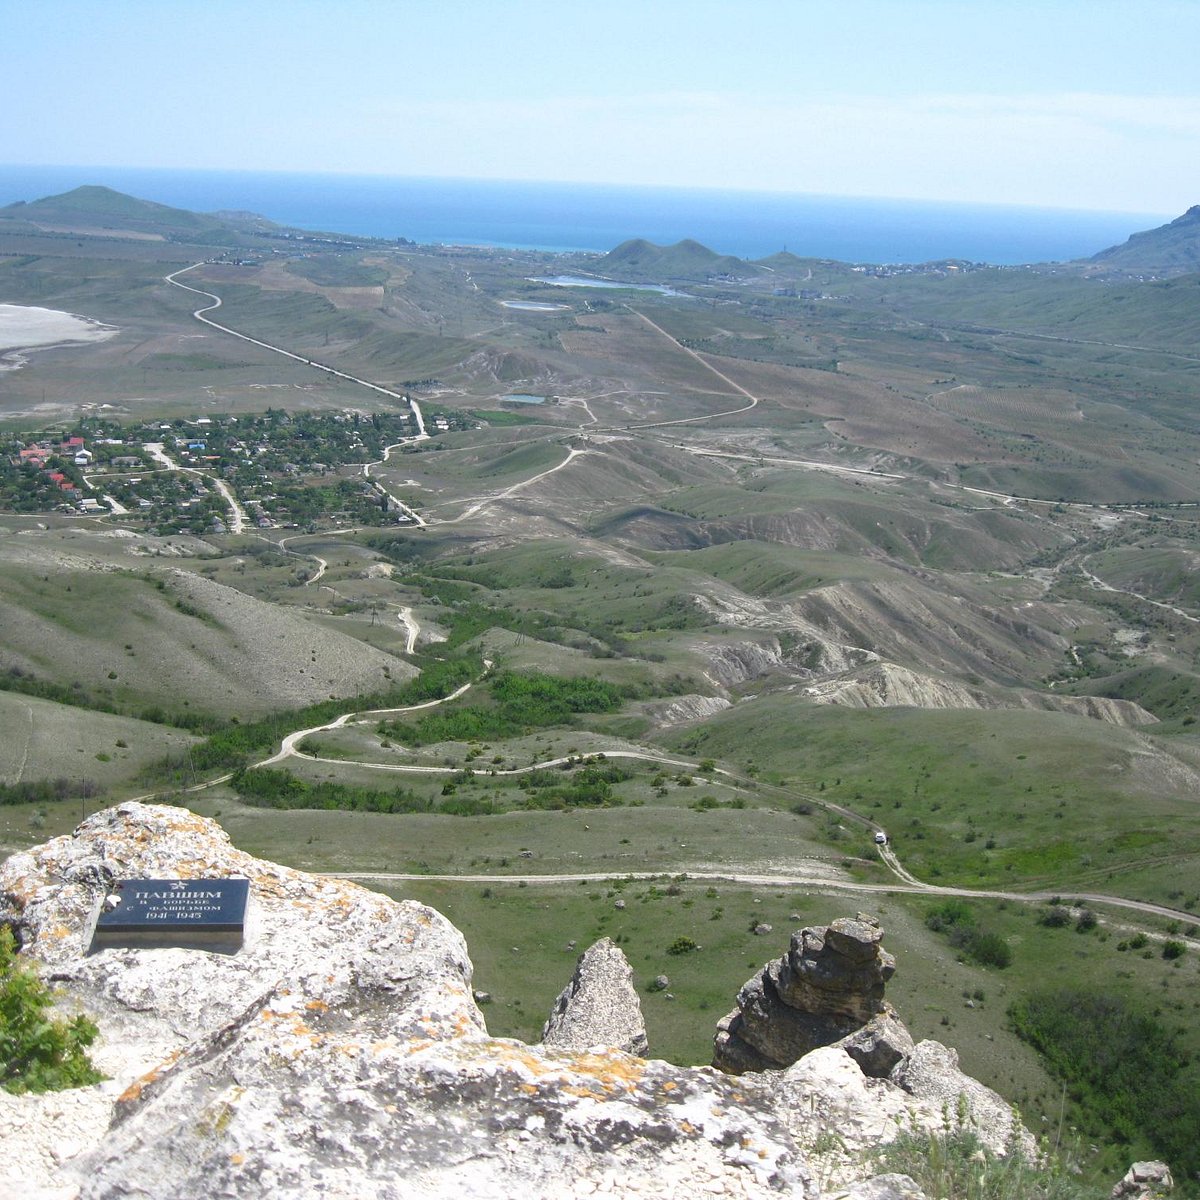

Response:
(6, 0), (1198, 214)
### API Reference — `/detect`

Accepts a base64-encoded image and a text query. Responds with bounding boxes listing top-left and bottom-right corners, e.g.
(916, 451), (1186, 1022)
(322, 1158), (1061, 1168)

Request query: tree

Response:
(0, 926), (102, 1093)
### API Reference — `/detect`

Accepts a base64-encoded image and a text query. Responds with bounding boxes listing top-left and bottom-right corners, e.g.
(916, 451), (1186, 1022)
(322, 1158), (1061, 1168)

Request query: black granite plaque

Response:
(91, 878), (249, 953)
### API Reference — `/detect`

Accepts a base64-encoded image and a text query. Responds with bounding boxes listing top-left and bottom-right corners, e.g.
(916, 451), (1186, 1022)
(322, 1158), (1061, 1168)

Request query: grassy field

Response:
(0, 691), (197, 792)
(661, 697), (1200, 903)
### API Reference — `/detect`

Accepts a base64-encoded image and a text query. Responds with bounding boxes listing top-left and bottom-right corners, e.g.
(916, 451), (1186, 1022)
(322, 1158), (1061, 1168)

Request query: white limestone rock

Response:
(541, 937), (649, 1056)
(1112, 1160), (1174, 1199)
(889, 1040), (1036, 1159)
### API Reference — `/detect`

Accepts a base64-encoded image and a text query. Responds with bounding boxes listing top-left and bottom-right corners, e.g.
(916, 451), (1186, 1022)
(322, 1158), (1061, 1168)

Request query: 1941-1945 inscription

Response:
(91, 878), (249, 954)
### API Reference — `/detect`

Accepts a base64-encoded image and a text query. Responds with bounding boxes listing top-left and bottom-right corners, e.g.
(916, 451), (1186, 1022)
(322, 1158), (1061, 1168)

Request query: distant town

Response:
(1, 406), (473, 534)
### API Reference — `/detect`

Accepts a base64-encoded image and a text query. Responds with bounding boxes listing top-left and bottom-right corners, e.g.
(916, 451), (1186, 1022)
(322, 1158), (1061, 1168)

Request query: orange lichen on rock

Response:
(118, 1049), (183, 1105)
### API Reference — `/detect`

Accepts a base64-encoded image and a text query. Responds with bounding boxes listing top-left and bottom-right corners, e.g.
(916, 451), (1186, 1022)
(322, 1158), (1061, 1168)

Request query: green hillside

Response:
(1089, 205), (1200, 274)
(0, 185), (269, 244)
(597, 237), (758, 281)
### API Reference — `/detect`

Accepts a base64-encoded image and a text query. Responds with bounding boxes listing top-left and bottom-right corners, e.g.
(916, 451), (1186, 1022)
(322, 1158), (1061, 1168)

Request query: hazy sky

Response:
(7, 0), (1198, 213)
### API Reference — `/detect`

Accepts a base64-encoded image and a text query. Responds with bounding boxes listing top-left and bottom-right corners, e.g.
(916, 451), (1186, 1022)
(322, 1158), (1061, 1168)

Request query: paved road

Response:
(164, 264), (430, 438)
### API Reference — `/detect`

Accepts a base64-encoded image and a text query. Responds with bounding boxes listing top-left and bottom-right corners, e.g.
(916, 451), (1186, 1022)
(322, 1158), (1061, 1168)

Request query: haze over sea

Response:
(0, 165), (1170, 266)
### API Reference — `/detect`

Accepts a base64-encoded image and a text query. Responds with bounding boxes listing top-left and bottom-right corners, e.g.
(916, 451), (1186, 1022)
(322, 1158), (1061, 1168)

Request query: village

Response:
(1, 405), (471, 535)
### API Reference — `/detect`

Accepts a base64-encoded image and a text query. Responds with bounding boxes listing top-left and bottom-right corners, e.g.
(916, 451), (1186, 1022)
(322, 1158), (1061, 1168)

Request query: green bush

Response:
(229, 767), (429, 814)
(925, 901), (1012, 968)
(380, 670), (626, 747)
(1009, 988), (1200, 1182)
(0, 927), (102, 1094)
(1038, 905), (1072, 928)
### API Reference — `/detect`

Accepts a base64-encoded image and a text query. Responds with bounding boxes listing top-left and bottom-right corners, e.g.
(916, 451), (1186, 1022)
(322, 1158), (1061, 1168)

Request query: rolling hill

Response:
(596, 237), (759, 281)
(0, 185), (275, 245)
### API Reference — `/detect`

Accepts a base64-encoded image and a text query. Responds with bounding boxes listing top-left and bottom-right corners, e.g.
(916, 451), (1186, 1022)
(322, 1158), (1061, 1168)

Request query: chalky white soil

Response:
(0, 304), (118, 366)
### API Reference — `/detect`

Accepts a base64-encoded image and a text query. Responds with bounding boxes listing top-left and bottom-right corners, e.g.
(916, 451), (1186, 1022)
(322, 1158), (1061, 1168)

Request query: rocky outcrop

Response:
(1112, 1160), (1174, 1199)
(830, 1175), (929, 1199)
(540, 937), (648, 1055)
(1, 804), (811, 1199)
(713, 915), (898, 1074)
(640, 693), (732, 728)
(714, 918), (1033, 1165)
(835, 1010), (915, 1079)
(888, 1040), (1034, 1158)
(0, 807), (1035, 1200)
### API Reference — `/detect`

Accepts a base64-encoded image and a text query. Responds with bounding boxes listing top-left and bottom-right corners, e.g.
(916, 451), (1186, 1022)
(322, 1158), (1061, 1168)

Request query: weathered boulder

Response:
(1, 804), (813, 1199)
(835, 1011), (914, 1079)
(888, 1040), (1035, 1158)
(540, 937), (648, 1056)
(1112, 1160), (1174, 1199)
(714, 915), (900, 1073)
(776, 1044), (1031, 1188)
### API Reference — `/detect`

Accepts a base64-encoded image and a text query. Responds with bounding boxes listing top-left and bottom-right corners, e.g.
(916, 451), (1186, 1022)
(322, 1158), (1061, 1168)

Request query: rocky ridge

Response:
(2, 804), (1040, 1199)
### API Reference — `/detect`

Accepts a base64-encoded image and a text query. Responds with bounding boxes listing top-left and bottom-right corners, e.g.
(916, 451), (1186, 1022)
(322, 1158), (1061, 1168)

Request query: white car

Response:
(874, 831), (887, 845)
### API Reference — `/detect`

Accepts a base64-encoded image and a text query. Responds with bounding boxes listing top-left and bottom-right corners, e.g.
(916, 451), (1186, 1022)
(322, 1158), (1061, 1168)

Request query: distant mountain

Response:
(1089, 205), (1200, 274)
(596, 237), (759, 281)
(0, 185), (276, 244)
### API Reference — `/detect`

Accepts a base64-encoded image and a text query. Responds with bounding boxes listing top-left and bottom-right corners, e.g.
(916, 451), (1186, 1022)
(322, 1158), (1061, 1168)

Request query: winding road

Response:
(164, 264), (430, 438)
(625, 308), (761, 428)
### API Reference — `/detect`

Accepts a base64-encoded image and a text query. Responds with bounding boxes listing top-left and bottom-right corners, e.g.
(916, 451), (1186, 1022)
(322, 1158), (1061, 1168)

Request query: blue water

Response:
(0, 164), (1169, 266)
(531, 275), (686, 295)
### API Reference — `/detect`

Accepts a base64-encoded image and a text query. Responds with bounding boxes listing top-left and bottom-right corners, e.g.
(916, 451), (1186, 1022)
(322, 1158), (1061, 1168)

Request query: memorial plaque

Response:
(91, 878), (249, 953)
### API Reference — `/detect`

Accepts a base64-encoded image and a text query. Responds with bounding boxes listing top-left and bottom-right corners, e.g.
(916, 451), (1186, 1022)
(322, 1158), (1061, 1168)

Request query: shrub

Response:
(926, 901), (1012, 968)
(1161, 940), (1185, 960)
(879, 1128), (1099, 1200)
(666, 937), (698, 956)
(924, 899), (974, 933)
(1009, 988), (1200, 1180)
(0, 927), (102, 1094)
(1038, 906), (1072, 928)
(966, 930), (1013, 969)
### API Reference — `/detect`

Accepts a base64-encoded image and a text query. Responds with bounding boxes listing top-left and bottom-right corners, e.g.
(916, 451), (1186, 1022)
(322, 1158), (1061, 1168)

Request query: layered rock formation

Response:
(714, 915), (1033, 1163)
(714, 915), (900, 1074)
(2, 804), (1035, 1199)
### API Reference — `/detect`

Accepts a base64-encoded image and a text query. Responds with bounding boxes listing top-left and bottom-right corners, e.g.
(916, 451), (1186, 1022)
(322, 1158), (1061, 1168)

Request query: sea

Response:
(0, 165), (1170, 266)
